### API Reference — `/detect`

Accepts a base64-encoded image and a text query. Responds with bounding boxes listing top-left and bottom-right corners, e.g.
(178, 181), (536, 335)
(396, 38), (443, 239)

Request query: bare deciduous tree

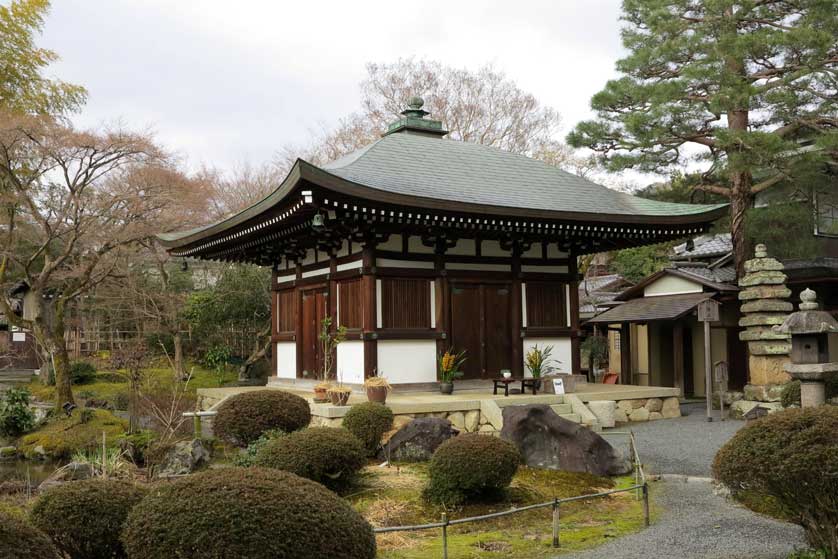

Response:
(0, 113), (206, 406)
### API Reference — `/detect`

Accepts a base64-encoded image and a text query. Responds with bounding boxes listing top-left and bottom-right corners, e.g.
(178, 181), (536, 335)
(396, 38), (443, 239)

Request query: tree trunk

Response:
(729, 169), (752, 277)
(173, 332), (185, 380)
(46, 329), (74, 407)
(238, 325), (271, 383)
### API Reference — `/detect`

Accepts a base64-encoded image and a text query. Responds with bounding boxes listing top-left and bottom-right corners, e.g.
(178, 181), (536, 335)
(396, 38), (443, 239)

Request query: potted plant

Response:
(364, 371), (391, 403)
(438, 348), (466, 394)
(581, 335), (609, 382)
(525, 344), (557, 390)
(327, 369), (352, 406)
(314, 317), (347, 402)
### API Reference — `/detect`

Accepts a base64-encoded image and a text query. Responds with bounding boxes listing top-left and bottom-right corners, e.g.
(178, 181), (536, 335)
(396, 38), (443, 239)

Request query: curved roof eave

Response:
(157, 158), (729, 250)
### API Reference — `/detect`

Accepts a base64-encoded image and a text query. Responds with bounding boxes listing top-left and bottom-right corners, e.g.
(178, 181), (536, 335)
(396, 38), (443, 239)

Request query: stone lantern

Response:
(774, 288), (838, 407)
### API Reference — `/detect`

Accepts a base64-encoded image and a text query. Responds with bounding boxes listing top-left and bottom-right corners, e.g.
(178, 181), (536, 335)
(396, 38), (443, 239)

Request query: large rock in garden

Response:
(155, 439), (211, 478)
(499, 404), (631, 476)
(377, 417), (458, 462)
(38, 462), (93, 491)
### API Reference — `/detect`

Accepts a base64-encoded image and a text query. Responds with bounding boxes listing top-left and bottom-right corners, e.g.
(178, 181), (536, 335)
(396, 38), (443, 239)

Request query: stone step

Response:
(550, 403), (573, 416)
(559, 413), (581, 423)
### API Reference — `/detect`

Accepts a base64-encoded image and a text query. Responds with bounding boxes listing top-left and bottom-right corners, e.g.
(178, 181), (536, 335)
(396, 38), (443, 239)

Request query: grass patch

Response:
(17, 409), (127, 460)
(733, 489), (793, 522)
(23, 362), (237, 407)
(349, 464), (652, 558)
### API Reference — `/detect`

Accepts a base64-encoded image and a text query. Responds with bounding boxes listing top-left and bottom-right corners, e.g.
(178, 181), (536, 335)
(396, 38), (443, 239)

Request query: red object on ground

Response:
(602, 373), (619, 384)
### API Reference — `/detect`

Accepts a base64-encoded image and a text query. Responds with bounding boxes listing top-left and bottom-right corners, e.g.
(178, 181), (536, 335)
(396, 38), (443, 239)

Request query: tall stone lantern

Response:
(774, 288), (838, 407)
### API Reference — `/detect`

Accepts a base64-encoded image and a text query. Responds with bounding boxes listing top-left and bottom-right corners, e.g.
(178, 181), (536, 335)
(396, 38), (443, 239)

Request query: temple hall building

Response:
(159, 98), (727, 388)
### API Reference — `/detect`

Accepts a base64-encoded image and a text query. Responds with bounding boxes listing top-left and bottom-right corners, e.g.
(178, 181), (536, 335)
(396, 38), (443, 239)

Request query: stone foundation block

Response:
(739, 328), (790, 341)
(739, 313), (790, 327)
(447, 411), (465, 430)
(617, 400), (634, 414)
(744, 258), (785, 273)
(661, 397), (682, 418)
(747, 341), (792, 356)
(738, 270), (787, 287)
(740, 299), (793, 313)
(630, 399), (648, 409)
(649, 412), (663, 421)
(738, 286), (792, 301)
(628, 407), (650, 422)
(743, 383), (786, 403)
(464, 410), (480, 432)
(614, 408), (628, 423)
(644, 398), (663, 412)
(587, 400), (616, 429)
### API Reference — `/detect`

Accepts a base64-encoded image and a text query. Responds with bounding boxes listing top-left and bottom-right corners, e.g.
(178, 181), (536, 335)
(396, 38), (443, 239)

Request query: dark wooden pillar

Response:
(511, 247), (523, 376)
(434, 253), (447, 379)
(568, 252), (581, 375)
(270, 267), (278, 378)
(361, 244), (377, 378)
(294, 261), (303, 378)
(327, 253), (338, 375)
(620, 322), (632, 385)
(673, 323), (684, 395)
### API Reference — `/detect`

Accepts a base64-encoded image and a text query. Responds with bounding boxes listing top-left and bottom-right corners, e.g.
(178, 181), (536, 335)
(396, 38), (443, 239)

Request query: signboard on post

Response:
(552, 378), (565, 395)
(698, 298), (720, 422)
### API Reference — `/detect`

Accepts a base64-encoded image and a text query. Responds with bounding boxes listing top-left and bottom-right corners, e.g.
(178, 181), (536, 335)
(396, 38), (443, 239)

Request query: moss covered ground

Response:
(17, 408), (127, 460)
(350, 464), (655, 558)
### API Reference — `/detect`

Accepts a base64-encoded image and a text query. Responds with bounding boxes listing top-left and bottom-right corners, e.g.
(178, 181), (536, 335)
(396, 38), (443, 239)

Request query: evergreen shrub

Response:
(0, 511), (61, 559)
(713, 407), (838, 555)
(31, 479), (146, 559)
(212, 390), (310, 446)
(253, 427), (366, 492)
(69, 361), (97, 384)
(342, 402), (394, 456)
(0, 387), (35, 437)
(121, 467), (376, 559)
(425, 433), (522, 505)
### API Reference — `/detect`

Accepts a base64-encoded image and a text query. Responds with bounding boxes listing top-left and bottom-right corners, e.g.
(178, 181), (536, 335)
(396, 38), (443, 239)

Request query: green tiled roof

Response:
(322, 133), (726, 218)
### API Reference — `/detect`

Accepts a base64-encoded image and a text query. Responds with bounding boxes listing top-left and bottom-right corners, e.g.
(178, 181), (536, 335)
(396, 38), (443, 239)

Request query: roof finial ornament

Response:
(799, 288), (819, 311)
(402, 96), (430, 119)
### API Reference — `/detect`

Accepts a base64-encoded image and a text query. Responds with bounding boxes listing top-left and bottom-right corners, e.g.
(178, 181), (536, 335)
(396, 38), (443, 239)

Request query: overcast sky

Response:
(39, 0), (627, 173)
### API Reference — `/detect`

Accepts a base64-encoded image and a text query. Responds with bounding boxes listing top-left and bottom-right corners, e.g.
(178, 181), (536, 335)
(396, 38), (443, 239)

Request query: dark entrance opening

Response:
(450, 282), (512, 379)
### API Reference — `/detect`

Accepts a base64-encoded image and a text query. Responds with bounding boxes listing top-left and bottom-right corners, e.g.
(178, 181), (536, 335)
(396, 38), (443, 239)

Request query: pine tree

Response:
(568, 0), (838, 273)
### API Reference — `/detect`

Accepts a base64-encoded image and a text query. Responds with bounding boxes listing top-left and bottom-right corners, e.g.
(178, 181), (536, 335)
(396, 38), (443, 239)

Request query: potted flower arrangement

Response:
(525, 344), (557, 390)
(438, 348), (466, 395)
(327, 379), (352, 406)
(314, 316), (346, 403)
(364, 370), (391, 403)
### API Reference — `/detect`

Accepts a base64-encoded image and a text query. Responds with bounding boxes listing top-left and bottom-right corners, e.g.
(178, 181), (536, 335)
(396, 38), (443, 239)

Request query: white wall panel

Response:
(377, 340), (437, 384)
(336, 341), (365, 384)
(522, 337), (572, 376)
(276, 342), (297, 379)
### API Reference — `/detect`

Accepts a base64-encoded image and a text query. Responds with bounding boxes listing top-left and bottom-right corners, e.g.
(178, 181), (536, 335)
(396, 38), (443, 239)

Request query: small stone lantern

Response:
(774, 288), (838, 407)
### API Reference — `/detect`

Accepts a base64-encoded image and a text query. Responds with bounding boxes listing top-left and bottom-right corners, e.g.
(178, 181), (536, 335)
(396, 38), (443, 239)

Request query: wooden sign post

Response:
(697, 299), (720, 422)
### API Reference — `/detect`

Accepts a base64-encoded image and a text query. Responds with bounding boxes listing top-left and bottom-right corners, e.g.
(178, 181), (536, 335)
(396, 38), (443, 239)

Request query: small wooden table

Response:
(493, 377), (540, 396)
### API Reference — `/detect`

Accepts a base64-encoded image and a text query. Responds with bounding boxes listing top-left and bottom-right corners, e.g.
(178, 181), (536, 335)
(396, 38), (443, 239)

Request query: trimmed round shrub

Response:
(713, 407), (838, 554)
(425, 433), (522, 505)
(31, 479), (146, 559)
(0, 511), (61, 559)
(253, 427), (366, 492)
(69, 361), (97, 384)
(121, 467), (376, 559)
(342, 402), (394, 456)
(780, 380), (801, 408)
(213, 390), (311, 446)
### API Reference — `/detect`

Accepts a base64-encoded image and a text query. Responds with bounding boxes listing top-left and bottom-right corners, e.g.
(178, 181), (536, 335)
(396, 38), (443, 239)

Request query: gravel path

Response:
(622, 402), (745, 477)
(557, 402), (807, 558)
(558, 480), (806, 559)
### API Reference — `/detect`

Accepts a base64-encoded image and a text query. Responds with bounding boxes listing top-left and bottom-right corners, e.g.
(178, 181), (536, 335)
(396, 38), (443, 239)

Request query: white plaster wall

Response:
(336, 260), (362, 272)
(377, 235), (402, 251)
(644, 276), (702, 297)
(377, 258), (434, 269)
(445, 262), (510, 272)
(522, 242), (541, 258)
(276, 273), (296, 284)
(447, 239), (476, 256)
(301, 248), (317, 267)
(276, 342), (297, 379)
(522, 337), (572, 376)
(336, 341), (365, 384)
(301, 266), (329, 279)
(481, 240), (510, 257)
(377, 340), (438, 383)
(546, 245), (568, 259)
(407, 236), (435, 254)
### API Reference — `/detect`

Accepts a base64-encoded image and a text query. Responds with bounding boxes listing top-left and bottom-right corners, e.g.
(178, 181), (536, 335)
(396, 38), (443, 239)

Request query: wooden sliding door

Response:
(300, 287), (328, 378)
(449, 282), (512, 379)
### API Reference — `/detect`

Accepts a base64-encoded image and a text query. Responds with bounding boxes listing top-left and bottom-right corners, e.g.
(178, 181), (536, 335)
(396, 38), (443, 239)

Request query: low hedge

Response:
(342, 402), (394, 456)
(121, 467), (376, 559)
(0, 511), (61, 559)
(253, 427), (367, 492)
(213, 390), (311, 447)
(425, 433), (522, 505)
(713, 407), (838, 555)
(31, 479), (147, 559)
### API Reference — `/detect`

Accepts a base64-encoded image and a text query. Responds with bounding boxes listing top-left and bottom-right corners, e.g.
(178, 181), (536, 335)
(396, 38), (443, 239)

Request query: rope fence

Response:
(373, 431), (649, 558)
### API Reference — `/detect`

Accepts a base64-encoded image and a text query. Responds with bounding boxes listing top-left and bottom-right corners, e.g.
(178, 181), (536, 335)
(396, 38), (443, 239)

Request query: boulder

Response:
(39, 462), (93, 491)
(649, 412), (663, 421)
(743, 383), (786, 403)
(447, 411), (465, 431)
(586, 400), (616, 429)
(616, 400), (633, 414)
(729, 400), (760, 419)
(630, 399), (647, 409)
(499, 404), (631, 476)
(628, 407), (650, 422)
(644, 398), (663, 412)
(613, 407), (628, 423)
(156, 439), (211, 478)
(378, 417), (459, 462)
(0, 446), (16, 460)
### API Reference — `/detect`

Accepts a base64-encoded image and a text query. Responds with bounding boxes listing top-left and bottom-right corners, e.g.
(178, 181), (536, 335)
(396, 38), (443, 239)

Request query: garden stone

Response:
(740, 299), (793, 313)
(661, 397), (682, 418)
(743, 383), (785, 402)
(499, 404), (630, 476)
(649, 412), (663, 421)
(616, 400), (633, 414)
(156, 439), (211, 478)
(744, 258), (785, 273)
(39, 462), (93, 490)
(628, 407), (650, 422)
(586, 400), (616, 428)
(645, 398), (663, 412)
(28, 445), (47, 460)
(729, 400), (760, 419)
(0, 446), (16, 460)
(377, 417), (458, 462)
(738, 271), (787, 287)
(738, 286), (792, 301)
(464, 410), (480, 432)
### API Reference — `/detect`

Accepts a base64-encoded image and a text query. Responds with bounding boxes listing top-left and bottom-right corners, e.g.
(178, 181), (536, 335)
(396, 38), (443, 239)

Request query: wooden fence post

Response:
(552, 498), (560, 548)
